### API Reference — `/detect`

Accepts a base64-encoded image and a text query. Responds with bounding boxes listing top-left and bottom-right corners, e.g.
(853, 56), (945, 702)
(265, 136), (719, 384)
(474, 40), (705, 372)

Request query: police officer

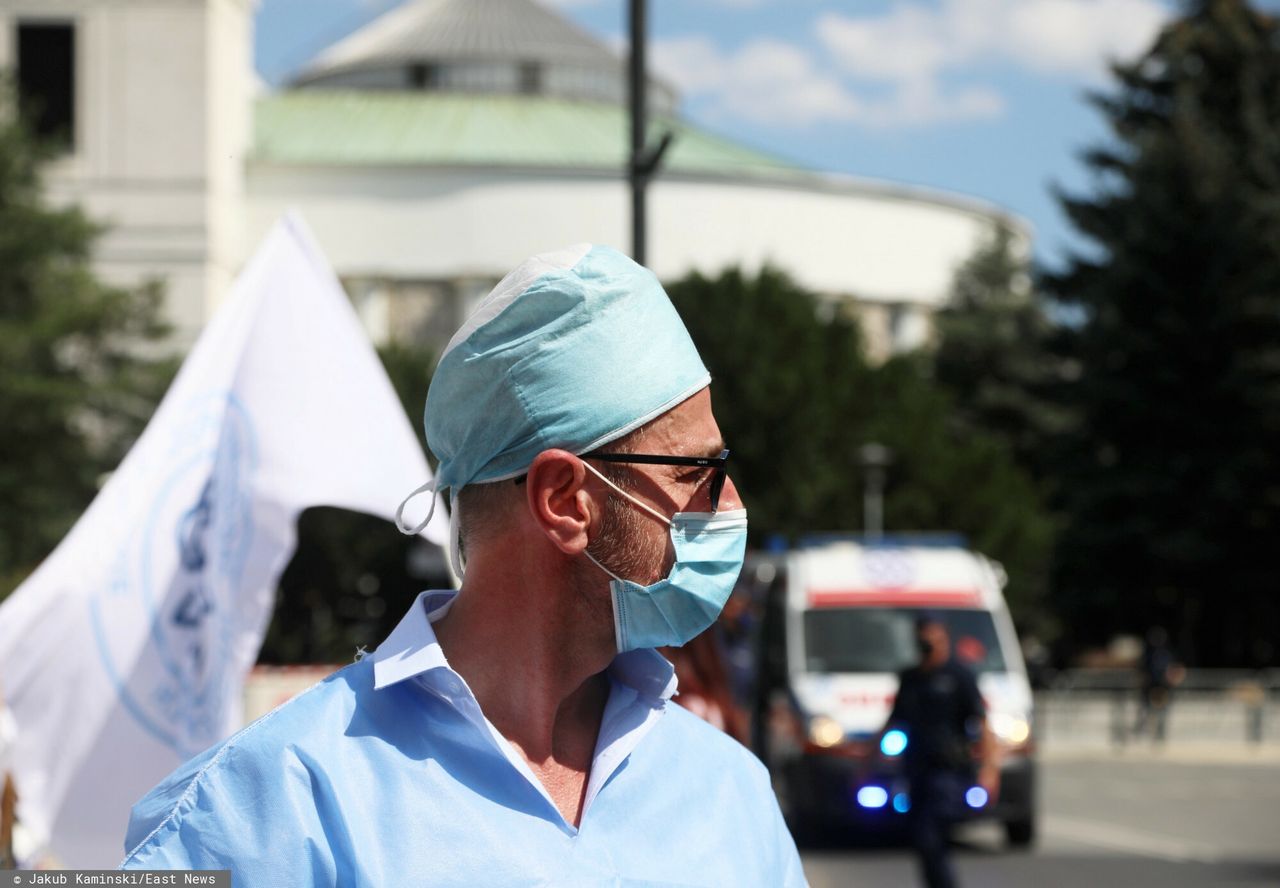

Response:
(882, 614), (1000, 888)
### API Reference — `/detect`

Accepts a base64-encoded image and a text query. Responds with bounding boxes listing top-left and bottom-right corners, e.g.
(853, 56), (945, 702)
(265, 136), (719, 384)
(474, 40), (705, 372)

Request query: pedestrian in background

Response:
(882, 614), (1000, 888)
(1135, 626), (1185, 743)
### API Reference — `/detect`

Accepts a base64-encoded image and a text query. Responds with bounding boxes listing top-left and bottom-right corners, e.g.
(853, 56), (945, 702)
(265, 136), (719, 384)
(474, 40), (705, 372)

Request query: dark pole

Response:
(859, 442), (893, 542)
(628, 0), (647, 264)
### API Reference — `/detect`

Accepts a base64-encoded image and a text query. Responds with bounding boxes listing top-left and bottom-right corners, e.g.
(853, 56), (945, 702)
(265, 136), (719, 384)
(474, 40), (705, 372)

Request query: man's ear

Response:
(524, 449), (599, 555)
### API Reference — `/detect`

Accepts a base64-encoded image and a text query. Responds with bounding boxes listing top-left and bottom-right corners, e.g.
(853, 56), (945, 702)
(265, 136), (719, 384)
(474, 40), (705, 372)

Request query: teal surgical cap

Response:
(394, 244), (710, 572)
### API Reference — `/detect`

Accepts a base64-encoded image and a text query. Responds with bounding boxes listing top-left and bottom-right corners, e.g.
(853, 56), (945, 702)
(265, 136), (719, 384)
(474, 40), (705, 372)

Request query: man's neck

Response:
(430, 552), (616, 824)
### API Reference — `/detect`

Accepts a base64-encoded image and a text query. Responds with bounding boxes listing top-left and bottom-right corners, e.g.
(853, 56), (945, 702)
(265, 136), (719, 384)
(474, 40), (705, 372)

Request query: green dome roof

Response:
(252, 91), (813, 182)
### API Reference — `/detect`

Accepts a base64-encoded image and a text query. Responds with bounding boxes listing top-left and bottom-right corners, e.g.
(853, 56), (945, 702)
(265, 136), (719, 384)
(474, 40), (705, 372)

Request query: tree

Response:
(933, 222), (1074, 482)
(1046, 0), (1280, 665)
(928, 223), (1072, 625)
(665, 266), (872, 541)
(666, 267), (1054, 624)
(867, 355), (1055, 622)
(0, 100), (174, 596)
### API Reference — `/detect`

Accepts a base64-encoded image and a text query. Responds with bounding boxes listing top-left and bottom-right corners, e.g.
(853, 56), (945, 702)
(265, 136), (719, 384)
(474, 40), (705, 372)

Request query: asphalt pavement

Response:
(800, 749), (1280, 888)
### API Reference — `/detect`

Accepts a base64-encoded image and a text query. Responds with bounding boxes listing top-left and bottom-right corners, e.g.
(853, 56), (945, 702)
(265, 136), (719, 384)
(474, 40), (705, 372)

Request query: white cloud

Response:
(817, 5), (956, 83)
(803, 0), (1167, 126)
(881, 79), (1005, 128)
(648, 0), (1168, 131)
(653, 32), (1002, 129)
(1005, 0), (1168, 74)
(818, 0), (1168, 84)
(654, 36), (861, 126)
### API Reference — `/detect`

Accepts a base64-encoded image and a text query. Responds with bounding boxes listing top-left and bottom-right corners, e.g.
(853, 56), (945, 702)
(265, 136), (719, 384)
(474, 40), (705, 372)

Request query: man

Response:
(882, 615), (999, 888)
(121, 244), (806, 886)
(1134, 626), (1182, 743)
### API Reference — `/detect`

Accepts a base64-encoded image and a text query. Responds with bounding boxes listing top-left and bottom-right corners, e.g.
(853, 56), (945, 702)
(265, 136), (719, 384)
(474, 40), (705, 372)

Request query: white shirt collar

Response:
(369, 590), (456, 690)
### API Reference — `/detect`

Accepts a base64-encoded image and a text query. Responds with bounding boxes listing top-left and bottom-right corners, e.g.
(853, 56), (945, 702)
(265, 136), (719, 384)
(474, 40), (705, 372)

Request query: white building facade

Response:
(1, 0), (1028, 357)
(0, 0), (251, 347)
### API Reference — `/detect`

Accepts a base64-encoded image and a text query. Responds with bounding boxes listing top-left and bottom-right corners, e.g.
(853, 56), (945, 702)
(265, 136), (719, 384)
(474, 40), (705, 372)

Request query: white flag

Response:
(0, 213), (447, 867)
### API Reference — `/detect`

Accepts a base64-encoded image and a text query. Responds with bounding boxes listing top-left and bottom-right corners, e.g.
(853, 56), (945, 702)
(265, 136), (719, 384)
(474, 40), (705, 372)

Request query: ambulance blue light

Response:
(892, 793), (911, 813)
(965, 786), (989, 808)
(856, 786), (889, 809)
(880, 729), (908, 757)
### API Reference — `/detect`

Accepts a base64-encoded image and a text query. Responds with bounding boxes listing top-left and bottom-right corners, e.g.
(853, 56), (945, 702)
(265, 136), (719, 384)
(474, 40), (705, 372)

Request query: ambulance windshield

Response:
(802, 607), (1007, 674)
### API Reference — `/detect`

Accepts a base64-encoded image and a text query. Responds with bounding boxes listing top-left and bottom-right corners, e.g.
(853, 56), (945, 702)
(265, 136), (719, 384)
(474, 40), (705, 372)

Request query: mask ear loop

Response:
(580, 461), (672, 527)
(448, 489), (466, 582)
(395, 478), (440, 535)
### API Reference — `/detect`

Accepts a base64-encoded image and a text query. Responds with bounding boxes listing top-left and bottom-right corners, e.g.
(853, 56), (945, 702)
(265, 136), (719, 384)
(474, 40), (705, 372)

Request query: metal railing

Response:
(1034, 668), (1280, 751)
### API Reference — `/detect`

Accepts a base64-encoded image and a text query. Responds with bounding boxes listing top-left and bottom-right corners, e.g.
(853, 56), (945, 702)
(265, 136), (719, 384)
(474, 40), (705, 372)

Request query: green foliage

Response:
(666, 267), (870, 538)
(867, 356), (1055, 622)
(0, 104), (175, 596)
(927, 222), (1073, 627)
(1046, 0), (1280, 665)
(666, 266), (1054, 624)
(933, 222), (1074, 481)
(371, 339), (434, 461)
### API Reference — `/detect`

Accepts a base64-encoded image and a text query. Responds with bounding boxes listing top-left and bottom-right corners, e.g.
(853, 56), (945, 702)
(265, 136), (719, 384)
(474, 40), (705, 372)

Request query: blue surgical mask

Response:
(582, 462), (748, 652)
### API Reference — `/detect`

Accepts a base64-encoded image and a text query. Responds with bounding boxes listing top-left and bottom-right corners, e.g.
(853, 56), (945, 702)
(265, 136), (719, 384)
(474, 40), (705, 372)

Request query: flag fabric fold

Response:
(0, 214), (447, 867)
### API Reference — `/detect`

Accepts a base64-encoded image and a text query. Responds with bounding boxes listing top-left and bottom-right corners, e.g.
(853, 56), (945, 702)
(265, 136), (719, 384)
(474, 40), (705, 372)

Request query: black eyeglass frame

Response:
(587, 448), (731, 512)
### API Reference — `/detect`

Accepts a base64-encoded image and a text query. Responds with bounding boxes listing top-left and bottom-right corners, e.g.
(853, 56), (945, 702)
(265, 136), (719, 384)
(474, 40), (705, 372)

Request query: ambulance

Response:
(752, 536), (1037, 845)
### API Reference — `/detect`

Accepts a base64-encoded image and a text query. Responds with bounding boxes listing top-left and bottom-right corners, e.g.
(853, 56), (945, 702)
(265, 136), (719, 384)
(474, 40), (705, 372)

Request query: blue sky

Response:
(254, 0), (1264, 269)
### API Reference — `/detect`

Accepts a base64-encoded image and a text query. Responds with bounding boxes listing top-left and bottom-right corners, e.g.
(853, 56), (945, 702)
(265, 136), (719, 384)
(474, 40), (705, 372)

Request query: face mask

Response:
(581, 462), (748, 652)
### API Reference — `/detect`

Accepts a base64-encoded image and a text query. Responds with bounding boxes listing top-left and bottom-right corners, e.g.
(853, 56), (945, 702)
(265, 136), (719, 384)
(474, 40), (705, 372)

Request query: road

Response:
(800, 752), (1280, 888)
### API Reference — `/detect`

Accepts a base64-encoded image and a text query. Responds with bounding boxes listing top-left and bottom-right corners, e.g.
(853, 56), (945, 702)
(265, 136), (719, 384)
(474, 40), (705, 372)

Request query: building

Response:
(0, 0), (249, 342)
(1, 0), (1027, 359)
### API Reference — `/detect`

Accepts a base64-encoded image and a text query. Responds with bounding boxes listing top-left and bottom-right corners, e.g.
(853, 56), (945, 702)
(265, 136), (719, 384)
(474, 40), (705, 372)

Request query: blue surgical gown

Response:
(122, 591), (807, 886)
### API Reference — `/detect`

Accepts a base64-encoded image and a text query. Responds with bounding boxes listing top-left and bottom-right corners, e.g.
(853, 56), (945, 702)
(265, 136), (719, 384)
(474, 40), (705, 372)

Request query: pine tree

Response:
(0, 101), (173, 595)
(1047, 0), (1280, 665)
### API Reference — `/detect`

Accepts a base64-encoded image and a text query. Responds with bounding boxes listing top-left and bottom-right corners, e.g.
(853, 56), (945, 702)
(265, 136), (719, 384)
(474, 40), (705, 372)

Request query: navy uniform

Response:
(887, 658), (984, 888)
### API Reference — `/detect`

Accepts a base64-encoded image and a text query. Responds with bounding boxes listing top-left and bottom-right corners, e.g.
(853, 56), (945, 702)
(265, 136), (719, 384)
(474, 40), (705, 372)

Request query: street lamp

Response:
(859, 442), (893, 542)
(628, 0), (673, 265)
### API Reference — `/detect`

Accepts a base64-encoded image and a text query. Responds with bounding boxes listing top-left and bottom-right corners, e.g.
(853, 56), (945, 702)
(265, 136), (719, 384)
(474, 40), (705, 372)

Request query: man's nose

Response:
(718, 474), (744, 512)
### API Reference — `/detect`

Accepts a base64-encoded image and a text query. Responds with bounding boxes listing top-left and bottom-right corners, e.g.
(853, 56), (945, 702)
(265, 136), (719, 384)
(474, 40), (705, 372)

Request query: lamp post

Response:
(627, 0), (672, 265)
(859, 442), (893, 543)
(628, 0), (647, 263)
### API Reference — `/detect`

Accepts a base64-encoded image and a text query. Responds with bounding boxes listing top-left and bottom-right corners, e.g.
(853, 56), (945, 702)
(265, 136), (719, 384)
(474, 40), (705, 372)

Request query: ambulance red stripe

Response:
(806, 588), (982, 607)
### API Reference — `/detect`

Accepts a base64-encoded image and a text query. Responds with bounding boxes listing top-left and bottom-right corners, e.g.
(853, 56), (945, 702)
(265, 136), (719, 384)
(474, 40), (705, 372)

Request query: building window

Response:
(519, 62), (541, 95)
(409, 62), (438, 90)
(16, 22), (75, 150)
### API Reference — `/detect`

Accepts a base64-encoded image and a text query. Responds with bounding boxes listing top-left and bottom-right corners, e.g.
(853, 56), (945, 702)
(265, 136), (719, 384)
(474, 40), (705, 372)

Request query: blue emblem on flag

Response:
(91, 393), (257, 757)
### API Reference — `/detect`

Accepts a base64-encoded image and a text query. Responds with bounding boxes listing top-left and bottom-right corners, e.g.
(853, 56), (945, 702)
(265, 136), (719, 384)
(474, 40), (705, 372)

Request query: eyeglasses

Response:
(588, 448), (731, 512)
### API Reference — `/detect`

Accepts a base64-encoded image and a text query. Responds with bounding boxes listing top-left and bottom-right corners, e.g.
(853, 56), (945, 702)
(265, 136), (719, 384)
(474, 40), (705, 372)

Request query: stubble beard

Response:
(573, 485), (671, 640)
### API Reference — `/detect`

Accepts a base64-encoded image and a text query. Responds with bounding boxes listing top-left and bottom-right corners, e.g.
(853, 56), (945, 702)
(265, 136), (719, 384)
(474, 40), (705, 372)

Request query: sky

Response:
(253, 0), (1266, 269)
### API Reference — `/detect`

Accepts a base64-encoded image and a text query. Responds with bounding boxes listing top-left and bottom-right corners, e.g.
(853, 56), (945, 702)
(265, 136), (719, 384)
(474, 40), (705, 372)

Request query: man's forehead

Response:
(633, 387), (722, 452)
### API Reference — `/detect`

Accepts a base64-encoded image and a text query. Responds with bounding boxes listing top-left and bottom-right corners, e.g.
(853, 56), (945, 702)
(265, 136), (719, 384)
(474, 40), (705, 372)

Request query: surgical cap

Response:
(425, 243), (711, 496)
